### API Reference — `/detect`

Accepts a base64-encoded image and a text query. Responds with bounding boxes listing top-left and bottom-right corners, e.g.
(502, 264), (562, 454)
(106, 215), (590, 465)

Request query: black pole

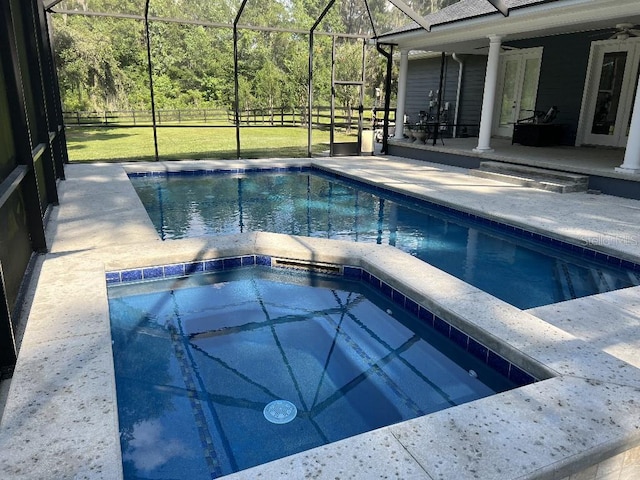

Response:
(330, 36), (335, 156)
(41, 2), (68, 176)
(363, 0), (377, 38)
(307, 34), (314, 157)
(309, 0), (337, 158)
(144, 0), (159, 161)
(376, 42), (394, 154)
(433, 51), (446, 146)
(233, 25), (240, 159)
(358, 38), (365, 154)
(234, 0), (248, 160)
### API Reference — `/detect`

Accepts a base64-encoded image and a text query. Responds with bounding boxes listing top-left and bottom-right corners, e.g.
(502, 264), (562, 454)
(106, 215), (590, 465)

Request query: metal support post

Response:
(233, 0), (248, 160)
(144, 0), (159, 161)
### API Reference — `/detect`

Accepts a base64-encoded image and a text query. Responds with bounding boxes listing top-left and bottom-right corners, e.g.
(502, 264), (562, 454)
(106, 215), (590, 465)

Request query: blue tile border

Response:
(106, 259), (539, 388)
(107, 255), (271, 286)
(352, 267), (539, 387)
(313, 167), (640, 272)
(128, 165), (640, 272)
(127, 165), (310, 178)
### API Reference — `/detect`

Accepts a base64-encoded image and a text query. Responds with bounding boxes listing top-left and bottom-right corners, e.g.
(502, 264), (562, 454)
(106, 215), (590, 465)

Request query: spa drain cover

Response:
(263, 400), (297, 424)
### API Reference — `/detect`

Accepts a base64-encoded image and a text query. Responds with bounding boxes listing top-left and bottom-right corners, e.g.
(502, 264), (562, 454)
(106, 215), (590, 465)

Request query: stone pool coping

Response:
(1, 157), (640, 479)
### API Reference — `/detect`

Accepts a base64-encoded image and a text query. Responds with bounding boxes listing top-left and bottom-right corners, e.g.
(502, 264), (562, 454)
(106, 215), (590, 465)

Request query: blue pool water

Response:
(108, 267), (519, 479)
(129, 169), (640, 309)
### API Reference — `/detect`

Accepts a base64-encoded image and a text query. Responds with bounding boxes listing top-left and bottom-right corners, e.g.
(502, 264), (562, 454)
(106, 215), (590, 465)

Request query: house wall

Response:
(404, 30), (614, 145)
(507, 30), (611, 145)
(406, 54), (487, 137)
(455, 54), (488, 137)
(405, 55), (459, 129)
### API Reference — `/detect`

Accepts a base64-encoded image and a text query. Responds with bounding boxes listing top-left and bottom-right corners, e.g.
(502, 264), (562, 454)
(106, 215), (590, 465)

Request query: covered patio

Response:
(380, 0), (640, 193)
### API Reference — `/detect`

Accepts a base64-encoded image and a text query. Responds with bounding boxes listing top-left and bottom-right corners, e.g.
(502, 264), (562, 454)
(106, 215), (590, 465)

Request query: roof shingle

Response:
(382, 0), (554, 37)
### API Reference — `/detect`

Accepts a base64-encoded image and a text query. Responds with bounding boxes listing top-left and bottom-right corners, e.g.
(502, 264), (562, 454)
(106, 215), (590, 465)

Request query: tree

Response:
(51, 0), (399, 115)
(254, 61), (284, 124)
(53, 14), (140, 110)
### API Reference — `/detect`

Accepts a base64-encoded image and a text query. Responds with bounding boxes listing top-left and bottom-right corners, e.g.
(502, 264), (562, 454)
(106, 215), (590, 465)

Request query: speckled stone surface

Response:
(1, 157), (640, 480)
(528, 288), (640, 369)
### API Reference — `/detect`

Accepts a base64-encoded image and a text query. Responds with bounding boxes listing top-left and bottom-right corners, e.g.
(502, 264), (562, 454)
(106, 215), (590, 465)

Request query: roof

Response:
(381, 0), (554, 37)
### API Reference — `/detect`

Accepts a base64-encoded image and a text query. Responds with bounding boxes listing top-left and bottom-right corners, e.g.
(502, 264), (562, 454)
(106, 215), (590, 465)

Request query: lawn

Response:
(65, 126), (358, 162)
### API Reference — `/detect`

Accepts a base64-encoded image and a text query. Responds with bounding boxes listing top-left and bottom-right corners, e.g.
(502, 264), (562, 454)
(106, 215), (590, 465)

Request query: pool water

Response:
(129, 170), (640, 309)
(108, 267), (517, 479)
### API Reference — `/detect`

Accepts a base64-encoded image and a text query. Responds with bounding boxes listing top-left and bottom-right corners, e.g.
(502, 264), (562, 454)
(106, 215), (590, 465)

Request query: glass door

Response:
(580, 39), (640, 147)
(493, 48), (543, 138)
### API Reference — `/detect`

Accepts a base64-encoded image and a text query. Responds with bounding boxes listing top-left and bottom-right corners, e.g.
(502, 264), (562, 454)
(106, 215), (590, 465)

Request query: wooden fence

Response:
(62, 106), (396, 129)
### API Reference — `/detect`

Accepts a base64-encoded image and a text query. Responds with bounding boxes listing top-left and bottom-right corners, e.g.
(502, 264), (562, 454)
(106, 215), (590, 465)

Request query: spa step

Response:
(470, 161), (589, 193)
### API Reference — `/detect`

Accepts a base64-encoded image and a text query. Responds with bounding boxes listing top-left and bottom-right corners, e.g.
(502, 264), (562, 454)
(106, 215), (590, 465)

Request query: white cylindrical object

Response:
(474, 35), (503, 153)
(361, 129), (374, 154)
(617, 67), (640, 173)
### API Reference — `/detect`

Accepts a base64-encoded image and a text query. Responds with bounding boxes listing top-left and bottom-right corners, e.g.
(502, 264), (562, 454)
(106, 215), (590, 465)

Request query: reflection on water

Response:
(130, 171), (640, 309)
(123, 419), (191, 473)
(109, 269), (515, 479)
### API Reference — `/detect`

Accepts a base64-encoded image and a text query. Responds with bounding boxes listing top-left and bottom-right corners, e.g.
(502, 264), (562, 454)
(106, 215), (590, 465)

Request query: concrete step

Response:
(469, 161), (589, 193)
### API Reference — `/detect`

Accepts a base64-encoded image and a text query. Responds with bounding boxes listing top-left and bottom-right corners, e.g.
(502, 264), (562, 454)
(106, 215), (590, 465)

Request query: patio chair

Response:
(517, 106), (558, 124)
(512, 106), (562, 146)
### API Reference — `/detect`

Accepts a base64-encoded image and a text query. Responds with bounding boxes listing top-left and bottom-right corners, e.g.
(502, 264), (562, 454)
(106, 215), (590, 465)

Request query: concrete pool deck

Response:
(1, 155), (640, 479)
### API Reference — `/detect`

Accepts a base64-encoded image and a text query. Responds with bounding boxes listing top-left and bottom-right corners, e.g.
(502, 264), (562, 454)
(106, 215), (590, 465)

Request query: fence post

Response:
(178, 109), (181, 123)
(104, 110), (108, 126)
(204, 109), (207, 123)
(316, 105), (320, 126)
(132, 110), (136, 126)
(76, 111), (80, 125)
(158, 110), (161, 125)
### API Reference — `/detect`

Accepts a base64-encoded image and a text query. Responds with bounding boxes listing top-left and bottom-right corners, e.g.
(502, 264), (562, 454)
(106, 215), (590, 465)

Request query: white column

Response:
(394, 49), (409, 139)
(616, 68), (640, 174)
(474, 35), (503, 153)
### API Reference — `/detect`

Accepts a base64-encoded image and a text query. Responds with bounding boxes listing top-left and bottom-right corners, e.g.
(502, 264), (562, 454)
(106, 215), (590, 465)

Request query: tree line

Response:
(51, 0), (458, 117)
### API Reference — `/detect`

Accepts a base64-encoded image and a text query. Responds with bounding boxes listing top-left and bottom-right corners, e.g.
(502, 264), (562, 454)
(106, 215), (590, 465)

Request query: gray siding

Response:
(405, 55), (459, 127)
(406, 54), (486, 137)
(456, 54), (487, 137)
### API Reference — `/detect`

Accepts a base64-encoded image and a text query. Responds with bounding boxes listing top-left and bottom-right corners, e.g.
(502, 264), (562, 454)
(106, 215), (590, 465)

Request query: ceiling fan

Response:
(607, 23), (640, 40)
(473, 45), (518, 52)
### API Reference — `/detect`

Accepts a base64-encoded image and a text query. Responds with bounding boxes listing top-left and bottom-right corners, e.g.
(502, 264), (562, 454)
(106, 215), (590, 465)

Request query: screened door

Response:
(493, 48), (543, 138)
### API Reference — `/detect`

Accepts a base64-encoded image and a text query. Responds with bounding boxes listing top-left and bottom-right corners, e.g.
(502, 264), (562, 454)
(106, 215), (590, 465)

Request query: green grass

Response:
(65, 126), (358, 162)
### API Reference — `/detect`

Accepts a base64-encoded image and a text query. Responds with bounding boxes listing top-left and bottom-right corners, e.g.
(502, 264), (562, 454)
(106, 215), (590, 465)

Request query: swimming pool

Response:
(129, 167), (640, 309)
(108, 265), (530, 479)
